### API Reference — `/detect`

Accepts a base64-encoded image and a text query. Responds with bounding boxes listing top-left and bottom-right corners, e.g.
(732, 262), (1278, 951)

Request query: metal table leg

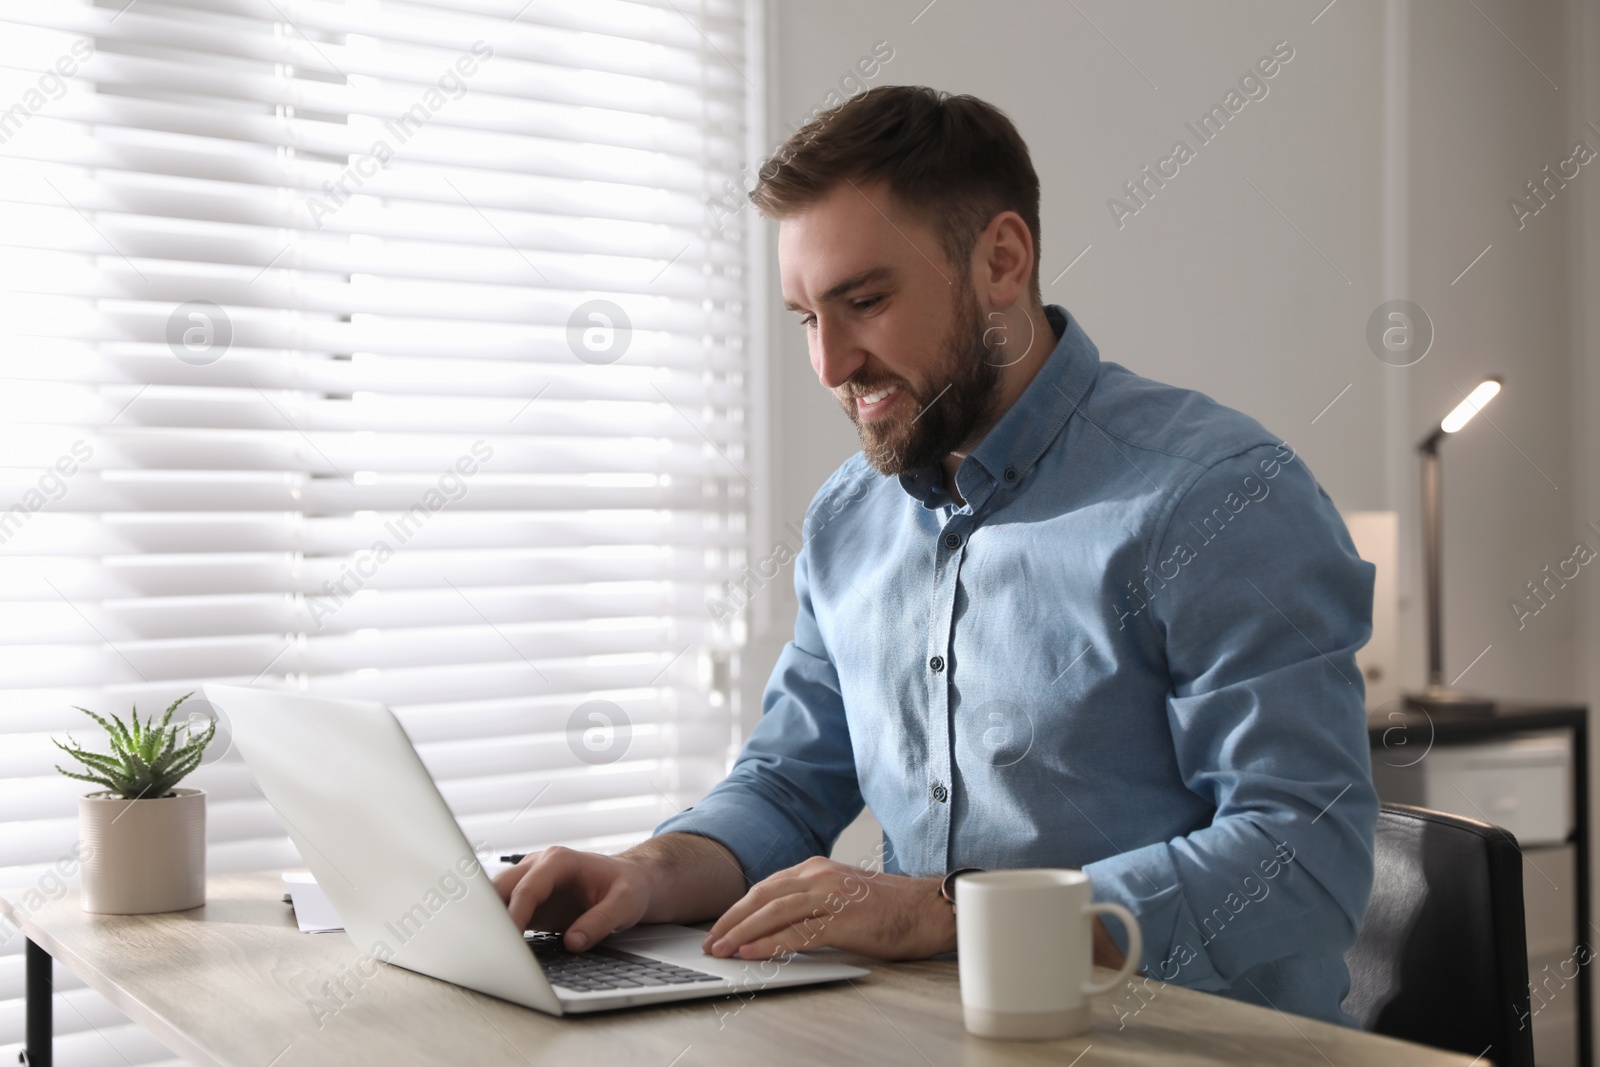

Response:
(24, 936), (51, 1067)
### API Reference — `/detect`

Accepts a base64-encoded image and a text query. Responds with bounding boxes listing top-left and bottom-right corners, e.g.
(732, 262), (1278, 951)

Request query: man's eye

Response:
(853, 297), (881, 313)
(799, 315), (817, 330)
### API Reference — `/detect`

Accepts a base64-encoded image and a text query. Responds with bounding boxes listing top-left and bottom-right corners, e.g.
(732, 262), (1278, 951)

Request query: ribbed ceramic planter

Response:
(79, 787), (205, 914)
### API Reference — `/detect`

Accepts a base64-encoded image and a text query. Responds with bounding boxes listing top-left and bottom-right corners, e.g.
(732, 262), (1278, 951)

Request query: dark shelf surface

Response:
(1369, 701), (1587, 746)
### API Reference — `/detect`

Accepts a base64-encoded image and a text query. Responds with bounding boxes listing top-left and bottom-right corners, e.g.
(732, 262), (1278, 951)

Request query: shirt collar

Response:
(897, 304), (1099, 511)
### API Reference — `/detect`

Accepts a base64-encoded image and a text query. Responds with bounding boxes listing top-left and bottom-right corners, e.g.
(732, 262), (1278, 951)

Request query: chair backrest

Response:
(1342, 803), (1534, 1067)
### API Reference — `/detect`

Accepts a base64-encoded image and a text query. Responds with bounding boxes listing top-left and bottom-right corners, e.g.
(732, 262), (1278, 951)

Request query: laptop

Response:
(204, 684), (868, 1014)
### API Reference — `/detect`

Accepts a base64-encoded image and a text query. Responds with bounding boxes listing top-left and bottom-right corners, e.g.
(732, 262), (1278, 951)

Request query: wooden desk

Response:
(5, 872), (1478, 1067)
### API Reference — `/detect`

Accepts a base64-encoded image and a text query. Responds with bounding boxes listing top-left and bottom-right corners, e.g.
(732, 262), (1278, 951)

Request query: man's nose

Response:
(812, 319), (865, 390)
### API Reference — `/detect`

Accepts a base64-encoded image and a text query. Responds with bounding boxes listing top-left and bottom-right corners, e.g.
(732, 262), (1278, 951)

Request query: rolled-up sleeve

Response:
(653, 527), (865, 884)
(1083, 442), (1378, 993)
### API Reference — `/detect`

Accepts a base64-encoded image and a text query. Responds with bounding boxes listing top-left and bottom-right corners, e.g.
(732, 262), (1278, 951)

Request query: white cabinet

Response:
(1410, 732), (1572, 847)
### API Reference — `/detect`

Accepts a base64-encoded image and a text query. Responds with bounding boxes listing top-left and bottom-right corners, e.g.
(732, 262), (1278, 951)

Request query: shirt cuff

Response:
(1084, 841), (1224, 991)
(653, 787), (813, 885)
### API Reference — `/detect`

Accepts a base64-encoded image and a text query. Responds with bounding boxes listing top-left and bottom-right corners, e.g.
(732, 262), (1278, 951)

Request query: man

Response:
(496, 85), (1377, 1025)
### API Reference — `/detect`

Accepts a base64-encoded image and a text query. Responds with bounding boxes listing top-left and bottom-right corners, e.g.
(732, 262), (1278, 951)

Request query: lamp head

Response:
(1419, 375), (1502, 452)
(1440, 376), (1502, 433)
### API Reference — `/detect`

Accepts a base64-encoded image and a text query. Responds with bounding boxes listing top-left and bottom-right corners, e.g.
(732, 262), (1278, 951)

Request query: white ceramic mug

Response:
(955, 868), (1142, 1040)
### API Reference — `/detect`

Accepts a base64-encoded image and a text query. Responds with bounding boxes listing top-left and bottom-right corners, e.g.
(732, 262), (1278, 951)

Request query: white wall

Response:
(738, 1), (1592, 879)
(1404, 0), (1579, 705)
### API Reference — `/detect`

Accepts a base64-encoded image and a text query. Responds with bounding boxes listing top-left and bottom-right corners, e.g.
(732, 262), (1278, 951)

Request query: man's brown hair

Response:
(749, 85), (1043, 305)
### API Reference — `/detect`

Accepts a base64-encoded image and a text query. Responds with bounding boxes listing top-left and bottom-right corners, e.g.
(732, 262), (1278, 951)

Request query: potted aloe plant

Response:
(53, 692), (215, 914)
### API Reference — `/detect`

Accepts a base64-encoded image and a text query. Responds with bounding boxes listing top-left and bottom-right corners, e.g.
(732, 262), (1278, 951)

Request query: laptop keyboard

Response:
(526, 931), (725, 993)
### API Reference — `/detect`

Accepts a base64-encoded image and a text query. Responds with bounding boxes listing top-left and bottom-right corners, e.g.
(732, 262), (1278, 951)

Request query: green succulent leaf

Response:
(157, 692), (193, 734)
(72, 707), (129, 750)
(122, 743), (152, 780)
(54, 765), (121, 792)
(178, 719), (217, 757)
(153, 726), (177, 768)
(53, 743), (124, 779)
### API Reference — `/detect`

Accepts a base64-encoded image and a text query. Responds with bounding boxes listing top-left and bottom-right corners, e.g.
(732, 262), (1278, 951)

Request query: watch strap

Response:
(940, 867), (983, 907)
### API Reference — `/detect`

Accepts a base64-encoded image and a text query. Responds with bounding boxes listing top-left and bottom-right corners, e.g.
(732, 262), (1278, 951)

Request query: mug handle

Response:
(1081, 901), (1142, 996)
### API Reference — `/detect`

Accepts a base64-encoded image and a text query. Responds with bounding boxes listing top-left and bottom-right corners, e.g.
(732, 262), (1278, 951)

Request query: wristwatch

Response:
(939, 867), (983, 911)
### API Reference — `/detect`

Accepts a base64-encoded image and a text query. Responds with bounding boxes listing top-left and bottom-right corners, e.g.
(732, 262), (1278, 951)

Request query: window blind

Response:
(0, 0), (756, 1059)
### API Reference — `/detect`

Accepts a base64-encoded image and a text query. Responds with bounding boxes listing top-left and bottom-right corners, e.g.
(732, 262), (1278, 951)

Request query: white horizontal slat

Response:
(0, 51), (736, 150)
(2, 97), (735, 191)
(0, 589), (726, 642)
(5, 160), (731, 263)
(0, 548), (724, 599)
(0, 253), (743, 326)
(0, 618), (723, 685)
(0, 385), (745, 440)
(0, 79), (738, 172)
(0, 512), (743, 554)
(0, 473), (721, 514)
(0, 203), (733, 285)
(0, 152), (732, 252)
(0, 299), (748, 364)
(0, 216), (737, 298)
(0, 429), (747, 472)
(0, 652), (733, 739)
(0, 145), (710, 229)
(0, 351), (750, 403)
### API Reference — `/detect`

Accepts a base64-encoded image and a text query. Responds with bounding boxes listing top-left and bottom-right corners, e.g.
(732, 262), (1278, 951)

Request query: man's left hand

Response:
(701, 856), (954, 961)
(700, 855), (1133, 969)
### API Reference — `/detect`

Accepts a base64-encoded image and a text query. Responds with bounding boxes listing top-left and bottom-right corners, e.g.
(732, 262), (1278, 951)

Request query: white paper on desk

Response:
(283, 872), (344, 933)
(282, 855), (511, 935)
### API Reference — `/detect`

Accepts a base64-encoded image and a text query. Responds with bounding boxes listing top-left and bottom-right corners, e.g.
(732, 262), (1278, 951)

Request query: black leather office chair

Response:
(1342, 803), (1534, 1067)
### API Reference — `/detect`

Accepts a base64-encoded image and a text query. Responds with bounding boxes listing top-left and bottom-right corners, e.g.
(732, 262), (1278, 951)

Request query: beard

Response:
(837, 286), (1003, 478)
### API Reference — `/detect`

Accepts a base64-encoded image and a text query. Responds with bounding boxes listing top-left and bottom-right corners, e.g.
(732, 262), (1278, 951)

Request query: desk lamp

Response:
(1404, 376), (1502, 715)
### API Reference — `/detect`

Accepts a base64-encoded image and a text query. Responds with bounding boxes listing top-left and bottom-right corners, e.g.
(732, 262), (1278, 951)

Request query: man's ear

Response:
(972, 210), (1034, 311)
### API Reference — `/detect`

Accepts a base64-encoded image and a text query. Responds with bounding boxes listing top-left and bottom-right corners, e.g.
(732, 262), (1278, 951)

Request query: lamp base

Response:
(1403, 685), (1495, 716)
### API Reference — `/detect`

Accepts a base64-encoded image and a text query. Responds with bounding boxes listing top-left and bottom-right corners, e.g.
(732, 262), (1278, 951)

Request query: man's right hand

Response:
(491, 832), (748, 952)
(492, 847), (653, 952)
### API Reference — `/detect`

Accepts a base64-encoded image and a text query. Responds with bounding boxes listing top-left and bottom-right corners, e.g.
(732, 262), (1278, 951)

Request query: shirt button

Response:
(931, 782), (949, 803)
(929, 655), (945, 672)
(1003, 467), (1019, 483)
(943, 532), (962, 549)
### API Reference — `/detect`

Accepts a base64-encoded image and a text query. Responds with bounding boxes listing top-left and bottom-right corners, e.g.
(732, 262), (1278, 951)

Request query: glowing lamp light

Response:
(1439, 378), (1502, 434)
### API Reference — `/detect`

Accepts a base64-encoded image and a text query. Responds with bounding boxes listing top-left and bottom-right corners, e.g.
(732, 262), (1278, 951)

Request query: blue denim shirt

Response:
(657, 305), (1378, 1025)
